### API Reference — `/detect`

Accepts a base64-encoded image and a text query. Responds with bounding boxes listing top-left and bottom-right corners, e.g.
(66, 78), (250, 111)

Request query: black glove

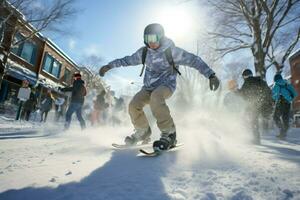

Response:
(99, 65), (112, 77)
(209, 74), (220, 91)
(58, 87), (66, 92)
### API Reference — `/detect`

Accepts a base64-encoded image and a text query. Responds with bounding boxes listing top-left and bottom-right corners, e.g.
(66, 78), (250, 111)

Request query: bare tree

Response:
(175, 67), (206, 108)
(0, 0), (78, 87)
(266, 26), (300, 71)
(78, 54), (106, 92)
(174, 39), (222, 110)
(206, 0), (300, 78)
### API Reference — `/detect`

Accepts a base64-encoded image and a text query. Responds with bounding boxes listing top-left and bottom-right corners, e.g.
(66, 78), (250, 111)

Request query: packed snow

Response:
(0, 107), (299, 200)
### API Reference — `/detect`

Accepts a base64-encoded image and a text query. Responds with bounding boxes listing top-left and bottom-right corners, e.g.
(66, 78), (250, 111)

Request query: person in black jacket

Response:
(239, 69), (273, 144)
(61, 73), (86, 130)
(21, 88), (37, 121)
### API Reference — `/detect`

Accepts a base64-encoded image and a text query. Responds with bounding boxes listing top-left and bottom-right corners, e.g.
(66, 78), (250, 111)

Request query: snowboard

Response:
(112, 143), (152, 149)
(139, 143), (183, 156)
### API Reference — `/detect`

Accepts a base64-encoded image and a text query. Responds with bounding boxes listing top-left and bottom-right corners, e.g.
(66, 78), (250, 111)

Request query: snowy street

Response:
(0, 0), (300, 199)
(0, 117), (299, 200)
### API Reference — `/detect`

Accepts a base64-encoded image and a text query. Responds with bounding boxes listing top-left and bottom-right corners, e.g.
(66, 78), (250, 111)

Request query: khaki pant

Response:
(129, 86), (175, 133)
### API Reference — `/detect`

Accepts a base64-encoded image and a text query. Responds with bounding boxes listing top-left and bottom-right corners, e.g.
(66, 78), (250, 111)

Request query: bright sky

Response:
(47, 0), (210, 96)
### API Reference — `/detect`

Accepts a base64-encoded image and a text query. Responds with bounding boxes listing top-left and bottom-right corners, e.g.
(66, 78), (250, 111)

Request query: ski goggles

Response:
(144, 34), (161, 44)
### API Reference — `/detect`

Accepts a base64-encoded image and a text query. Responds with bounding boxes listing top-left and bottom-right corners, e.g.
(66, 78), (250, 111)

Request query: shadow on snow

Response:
(0, 149), (174, 200)
(260, 144), (300, 166)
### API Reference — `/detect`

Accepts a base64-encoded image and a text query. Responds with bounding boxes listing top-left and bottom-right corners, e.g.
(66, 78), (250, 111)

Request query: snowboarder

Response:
(60, 72), (87, 130)
(99, 23), (220, 151)
(239, 69), (273, 144)
(272, 73), (297, 138)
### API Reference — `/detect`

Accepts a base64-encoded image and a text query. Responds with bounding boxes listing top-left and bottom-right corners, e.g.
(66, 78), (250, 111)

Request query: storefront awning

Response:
(37, 74), (65, 95)
(6, 61), (38, 85)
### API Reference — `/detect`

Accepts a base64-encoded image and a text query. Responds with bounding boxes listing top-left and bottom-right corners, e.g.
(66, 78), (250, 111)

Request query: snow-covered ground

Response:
(0, 110), (299, 200)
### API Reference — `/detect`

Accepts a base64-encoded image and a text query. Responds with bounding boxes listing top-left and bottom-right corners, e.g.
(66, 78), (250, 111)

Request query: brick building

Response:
(0, 2), (105, 116)
(289, 48), (300, 126)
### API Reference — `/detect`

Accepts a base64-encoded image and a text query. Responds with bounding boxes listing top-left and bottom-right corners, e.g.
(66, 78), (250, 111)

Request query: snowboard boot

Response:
(124, 127), (152, 145)
(153, 132), (177, 151)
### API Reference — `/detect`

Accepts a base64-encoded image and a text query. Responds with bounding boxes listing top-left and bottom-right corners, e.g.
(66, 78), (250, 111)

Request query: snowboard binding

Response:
(153, 132), (177, 152)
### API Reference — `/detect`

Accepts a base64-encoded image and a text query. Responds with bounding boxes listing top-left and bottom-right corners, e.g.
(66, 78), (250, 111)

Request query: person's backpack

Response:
(279, 83), (295, 99)
(139, 46), (181, 76)
(80, 85), (87, 97)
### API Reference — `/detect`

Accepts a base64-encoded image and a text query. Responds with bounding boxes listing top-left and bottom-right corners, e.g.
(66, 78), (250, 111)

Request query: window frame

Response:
(63, 68), (71, 84)
(42, 52), (62, 79)
(11, 32), (37, 65)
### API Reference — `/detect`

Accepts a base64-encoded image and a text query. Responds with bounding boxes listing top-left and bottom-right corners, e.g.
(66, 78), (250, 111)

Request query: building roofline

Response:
(79, 66), (94, 75)
(45, 38), (80, 71)
(289, 48), (300, 61)
(4, 1), (79, 70)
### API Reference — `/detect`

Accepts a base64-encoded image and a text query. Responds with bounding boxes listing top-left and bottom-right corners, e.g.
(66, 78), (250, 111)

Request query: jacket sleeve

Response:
(108, 47), (144, 68)
(172, 46), (215, 78)
(272, 85), (280, 101)
(61, 87), (73, 92)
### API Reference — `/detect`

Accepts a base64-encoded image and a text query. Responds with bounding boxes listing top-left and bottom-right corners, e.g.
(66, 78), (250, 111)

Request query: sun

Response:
(156, 7), (195, 41)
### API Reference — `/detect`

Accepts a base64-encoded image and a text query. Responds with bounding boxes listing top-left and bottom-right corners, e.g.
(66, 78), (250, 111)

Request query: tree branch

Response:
(280, 27), (300, 65)
(278, 15), (300, 28)
(215, 44), (251, 58)
(209, 31), (249, 44)
(264, 0), (293, 49)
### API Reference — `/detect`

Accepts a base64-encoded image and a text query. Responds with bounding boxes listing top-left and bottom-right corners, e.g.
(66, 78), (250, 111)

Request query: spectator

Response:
(21, 87), (37, 121)
(239, 69), (273, 144)
(223, 79), (244, 113)
(90, 90), (109, 126)
(54, 96), (66, 122)
(40, 90), (55, 122)
(272, 73), (298, 138)
(61, 72), (87, 130)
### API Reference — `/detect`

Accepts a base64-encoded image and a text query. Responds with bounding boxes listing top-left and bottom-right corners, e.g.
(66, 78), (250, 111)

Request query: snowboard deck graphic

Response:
(139, 143), (183, 156)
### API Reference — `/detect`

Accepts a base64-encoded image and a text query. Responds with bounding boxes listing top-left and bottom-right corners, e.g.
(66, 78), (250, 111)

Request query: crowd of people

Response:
(18, 67), (297, 146)
(19, 73), (126, 130)
(224, 69), (297, 144)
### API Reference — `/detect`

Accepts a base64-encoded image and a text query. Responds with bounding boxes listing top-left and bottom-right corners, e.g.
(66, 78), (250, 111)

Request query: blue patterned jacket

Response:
(108, 37), (215, 92)
(272, 79), (297, 103)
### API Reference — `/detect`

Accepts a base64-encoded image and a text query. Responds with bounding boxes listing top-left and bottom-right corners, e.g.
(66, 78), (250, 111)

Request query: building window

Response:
(43, 54), (52, 73)
(11, 33), (37, 65)
(52, 60), (61, 78)
(42, 53), (62, 78)
(63, 68), (71, 83)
